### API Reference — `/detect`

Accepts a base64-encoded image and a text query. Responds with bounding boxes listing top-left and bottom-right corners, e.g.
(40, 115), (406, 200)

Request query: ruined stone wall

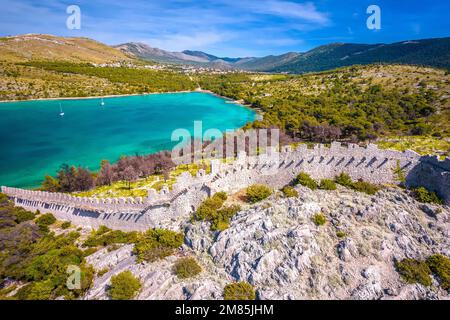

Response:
(207, 142), (422, 193)
(2, 142), (449, 231)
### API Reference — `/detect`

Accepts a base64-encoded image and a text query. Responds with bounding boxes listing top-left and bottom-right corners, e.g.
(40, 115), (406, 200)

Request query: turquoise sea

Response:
(0, 92), (255, 188)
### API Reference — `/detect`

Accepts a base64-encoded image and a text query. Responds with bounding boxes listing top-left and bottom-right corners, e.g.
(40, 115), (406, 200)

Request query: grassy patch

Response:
(83, 226), (138, 248)
(173, 257), (202, 279)
(319, 179), (337, 191)
(223, 282), (256, 300)
(72, 162), (211, 198)
(378, 136), (450, 158)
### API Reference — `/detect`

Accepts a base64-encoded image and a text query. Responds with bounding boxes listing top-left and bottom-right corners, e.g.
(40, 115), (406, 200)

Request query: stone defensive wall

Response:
(2, 142), (449, 231)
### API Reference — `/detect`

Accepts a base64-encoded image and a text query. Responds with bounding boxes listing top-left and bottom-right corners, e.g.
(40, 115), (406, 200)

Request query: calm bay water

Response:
(0, 92), (255, 188)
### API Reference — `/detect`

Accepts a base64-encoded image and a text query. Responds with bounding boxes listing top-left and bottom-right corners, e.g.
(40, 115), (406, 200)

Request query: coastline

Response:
(0, 88), (259, 120)
(0, 89), (249, 107)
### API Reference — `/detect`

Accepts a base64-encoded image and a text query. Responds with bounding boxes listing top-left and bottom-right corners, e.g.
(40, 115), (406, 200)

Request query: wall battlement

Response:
(2, 142), (449, 231)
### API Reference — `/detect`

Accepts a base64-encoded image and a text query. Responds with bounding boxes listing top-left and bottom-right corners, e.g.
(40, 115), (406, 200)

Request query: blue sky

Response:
(0, 0), (449, 57)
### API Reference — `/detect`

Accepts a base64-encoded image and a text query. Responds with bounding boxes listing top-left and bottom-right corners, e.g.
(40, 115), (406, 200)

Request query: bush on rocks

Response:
(109, 271), (141, 300)
(335, 172), (380, 195)
(246, 184), (272, 203)
(173, 257), (202, 279)
(133, 229), (184, 263)
(319, 179), (337, 191)
(194, 192), (240, 231)
(83, 226), (138, 248)
(426, 254), (450, 290)
(61, 221), (71, 229)
(223, 282), (256, 300)
(351, 180), (380, 195)
(294, 172), (318, 190)
(281, 186), (298, 198)
(335, 172), (354, 188)
(35, 213), (56, 233)
(395, 258), (432, 287)
(412, 187), (443, 205)
(312, 213), (327, 226)
(210, 205), (241, 232)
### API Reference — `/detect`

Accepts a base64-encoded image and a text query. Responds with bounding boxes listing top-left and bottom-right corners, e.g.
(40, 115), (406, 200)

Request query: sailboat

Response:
(100, 98), (105, 106)
(59, 102), (65, 117)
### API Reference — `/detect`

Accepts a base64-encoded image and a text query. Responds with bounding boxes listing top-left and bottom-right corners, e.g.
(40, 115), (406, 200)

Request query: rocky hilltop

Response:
(84, 185), (449, 300)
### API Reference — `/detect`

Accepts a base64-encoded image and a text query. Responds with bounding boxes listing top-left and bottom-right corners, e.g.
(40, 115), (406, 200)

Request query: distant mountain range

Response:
(116, 37), (450, 73)
(0, 34), (448, 73)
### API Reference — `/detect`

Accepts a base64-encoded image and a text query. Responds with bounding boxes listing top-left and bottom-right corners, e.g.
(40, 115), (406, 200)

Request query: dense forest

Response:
(198, 65), (450, 141)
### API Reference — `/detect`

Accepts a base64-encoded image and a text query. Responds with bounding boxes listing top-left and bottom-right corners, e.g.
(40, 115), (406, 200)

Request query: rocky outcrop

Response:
(84, 186), (450, 300)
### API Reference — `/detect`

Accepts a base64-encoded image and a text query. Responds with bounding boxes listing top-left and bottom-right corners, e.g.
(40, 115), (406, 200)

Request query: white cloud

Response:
(260, 1), (330, 24)
(142, 32), (232, 52)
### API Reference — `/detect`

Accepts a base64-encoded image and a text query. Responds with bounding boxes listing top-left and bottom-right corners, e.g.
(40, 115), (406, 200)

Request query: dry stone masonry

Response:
(2, 142), (449, 231)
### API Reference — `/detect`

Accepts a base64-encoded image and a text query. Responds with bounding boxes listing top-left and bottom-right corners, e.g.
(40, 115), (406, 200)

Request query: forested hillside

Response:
(270, 38), (450, 73)
(198, 65), (450, 142)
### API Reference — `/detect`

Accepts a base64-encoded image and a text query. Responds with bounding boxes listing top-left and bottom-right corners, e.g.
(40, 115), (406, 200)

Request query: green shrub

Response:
(109, 271), (141, 300)
(210, 205), (241, 232)
(352, 180), (380, 195)
(294, 172), (318, 190)
(14, 208), (36, 224)
(312, 213), (327, 226)
(195, 193), (227, 221)
(97, 268), (109, 277)
(246, 184), (272, 203)
(395, 258), (432, 286)
(173, 257), (202, 279)
(281, 186), (298, 198)
(194, 192), (239, 231)
(83, 228), (138, 248)
(133, 229), (184, 262)
(412, 187), (443, 204)
(319, 179), (337, 191)
(335, 173), (380, 195)
(394, 160), (406, 185)
(35, 213), (56, 232)
(0, 193), (8, 204)
(26, 279), (55, 300)
(61, 221), (71, 229)
(223, 282), (256, 300)
(336, 231), (347, 238)
(335, 172), (354, 188)
(14, 284), (34, 300)
(426, 254), (450, 290)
